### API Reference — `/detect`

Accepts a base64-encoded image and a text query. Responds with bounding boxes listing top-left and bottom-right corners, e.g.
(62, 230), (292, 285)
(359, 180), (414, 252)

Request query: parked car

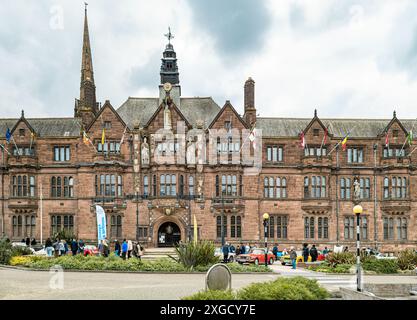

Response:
(236, 248), (275, 265)
(214, 248), (236, 262)
(280, 250), (312, 265)
(34, 248), (47, 256)
(374, 253), (397, 260)
(83, 245), (99, 256)
(11, 242), (35, 254)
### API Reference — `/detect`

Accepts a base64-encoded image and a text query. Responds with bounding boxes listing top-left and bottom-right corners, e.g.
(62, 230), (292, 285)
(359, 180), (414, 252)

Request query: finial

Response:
(21, 109), (24, 118)
(393, 110), (396, 118)
(84, 2), (88, 13)
(314, 109), (317, 117)
(164, 27), (174, 44)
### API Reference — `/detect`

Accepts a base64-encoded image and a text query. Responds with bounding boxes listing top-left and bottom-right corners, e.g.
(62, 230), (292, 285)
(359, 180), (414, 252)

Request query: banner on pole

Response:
(96, 205), (107, 241)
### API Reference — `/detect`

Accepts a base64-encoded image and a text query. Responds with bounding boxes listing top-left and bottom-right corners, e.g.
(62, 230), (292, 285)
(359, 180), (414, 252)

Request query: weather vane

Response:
(164, 27), (174, 44)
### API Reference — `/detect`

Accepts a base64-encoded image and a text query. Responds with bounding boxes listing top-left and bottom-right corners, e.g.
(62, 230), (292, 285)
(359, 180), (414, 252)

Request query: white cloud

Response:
(1, 0), (417, 120)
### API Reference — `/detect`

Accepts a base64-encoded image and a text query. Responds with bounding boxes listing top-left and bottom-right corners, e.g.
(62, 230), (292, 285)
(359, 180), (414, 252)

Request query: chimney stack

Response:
(243, 77), (256, 127)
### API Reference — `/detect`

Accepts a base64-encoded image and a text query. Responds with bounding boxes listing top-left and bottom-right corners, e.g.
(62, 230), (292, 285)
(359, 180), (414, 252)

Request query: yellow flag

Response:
(101, 128), (105, 145)
(193, 214), (198, 244)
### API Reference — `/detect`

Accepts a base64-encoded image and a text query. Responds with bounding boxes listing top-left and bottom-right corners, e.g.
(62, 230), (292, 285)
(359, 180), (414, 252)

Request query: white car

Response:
(374, 253), (397, 260)
(34, 248), (47, 256)
(11, 242), (35, 254)
(215, 248), (236, 262)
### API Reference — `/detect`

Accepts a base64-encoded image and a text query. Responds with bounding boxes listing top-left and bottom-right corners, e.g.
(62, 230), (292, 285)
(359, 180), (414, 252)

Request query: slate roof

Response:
(257, 118), (416, 138)
(117, 97), (220, 129)
(0, 118), (82, 138)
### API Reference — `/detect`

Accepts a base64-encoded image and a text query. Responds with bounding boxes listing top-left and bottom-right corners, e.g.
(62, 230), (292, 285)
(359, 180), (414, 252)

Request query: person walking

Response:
(45, 238), (53, 257)
(127, 240), (133, 259)
(114, 240), (121, 256)
(121, 239), (128, 260)
(137, 242), (144, 260)
(71, 238), (78, 256)
(103, 238), (109, 257)
(60, 240), (66, 256)
(302, 243), (310, 263)
(310, 244), (318, 262)
(322, 246), (329, 255)
(272, 244), (278, 260)
(236, 245), (241, 256)
(222, 242), (230, 263)
(25, 237), (30, 247)
(290, 247), (297, 269)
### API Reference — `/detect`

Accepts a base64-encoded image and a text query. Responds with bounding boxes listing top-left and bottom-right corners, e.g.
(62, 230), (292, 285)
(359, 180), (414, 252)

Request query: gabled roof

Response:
(10, 111), (35, 136)
(0, 118), (82, 138)
(302, 110), (331, 137)
(208, 100), (249, 129)
(86, 100), (127, 132)
(257, 117), (417, 138)
(117, 97), (220, 129)
(382, 111), (409, 137)
(144, 100), (192, 129)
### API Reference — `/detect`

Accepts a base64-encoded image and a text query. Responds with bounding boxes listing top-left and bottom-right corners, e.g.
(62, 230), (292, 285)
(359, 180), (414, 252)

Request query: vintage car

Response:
(83, 245), (99, 256)
(280, 250), (313, 265)
(236, 248), (275, 265)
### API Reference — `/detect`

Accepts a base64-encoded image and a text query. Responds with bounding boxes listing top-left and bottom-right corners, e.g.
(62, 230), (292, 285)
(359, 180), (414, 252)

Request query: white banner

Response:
(96, 205), (107, 241)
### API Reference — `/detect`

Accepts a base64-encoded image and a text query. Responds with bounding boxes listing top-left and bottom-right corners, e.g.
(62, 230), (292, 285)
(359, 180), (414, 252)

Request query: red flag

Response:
(300, 131), (306, 148)
(385, 131), (389, 148)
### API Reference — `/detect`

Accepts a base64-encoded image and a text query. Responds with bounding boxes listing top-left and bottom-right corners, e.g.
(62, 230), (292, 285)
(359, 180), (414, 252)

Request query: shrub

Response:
(0, 237), (13, 265)
(397, 249), (417, 271)
(171, 241), (219, 270)
(325, 252), (355, 267)
(11, 246), (32, 257)
(236, 277), (329, 300)
(182, 290), (235, 300)
(362, 257), (399, 274)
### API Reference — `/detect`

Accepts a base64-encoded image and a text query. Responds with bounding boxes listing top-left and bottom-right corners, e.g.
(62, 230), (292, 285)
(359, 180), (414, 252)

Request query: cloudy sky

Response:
(1, 0), (417, 119)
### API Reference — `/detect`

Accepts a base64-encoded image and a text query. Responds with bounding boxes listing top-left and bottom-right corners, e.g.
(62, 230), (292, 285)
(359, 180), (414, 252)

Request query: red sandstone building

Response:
(0, 9), (416, 252)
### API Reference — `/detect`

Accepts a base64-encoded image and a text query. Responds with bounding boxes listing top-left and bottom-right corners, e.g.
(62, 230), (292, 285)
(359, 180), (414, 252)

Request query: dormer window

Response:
(313, 129), (319, 136)
(393, 130), (399, 138)
(19, 129), (25, 137)
(224, 121), (232, 132)
(104, 121), (112, 129)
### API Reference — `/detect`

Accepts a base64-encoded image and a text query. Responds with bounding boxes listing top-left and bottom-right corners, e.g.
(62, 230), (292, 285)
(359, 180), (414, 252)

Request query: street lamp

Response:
(135, 191), (139, 241)
(353, 204), (363, 292)
(262, 213), (269, 267)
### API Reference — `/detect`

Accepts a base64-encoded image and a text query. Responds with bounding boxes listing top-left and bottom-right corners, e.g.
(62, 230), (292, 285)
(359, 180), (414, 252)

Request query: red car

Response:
(83, 245), (99, 256)
(236, 248), (275, 265)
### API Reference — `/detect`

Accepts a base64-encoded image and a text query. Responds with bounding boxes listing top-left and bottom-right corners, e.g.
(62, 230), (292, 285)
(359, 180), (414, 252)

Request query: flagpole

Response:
(407, 146), (417, 157)
(239, 121), (256, 153)
(11, 136), (21, 156)
(0, 144), (10, 155)
(328, 125), (357, 156)
(40, 182), (43, 245)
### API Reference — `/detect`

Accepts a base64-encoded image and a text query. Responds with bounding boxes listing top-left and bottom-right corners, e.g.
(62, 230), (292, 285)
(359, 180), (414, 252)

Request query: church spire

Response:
(75, 3), (98, 126)
(160, 27), (179, 85)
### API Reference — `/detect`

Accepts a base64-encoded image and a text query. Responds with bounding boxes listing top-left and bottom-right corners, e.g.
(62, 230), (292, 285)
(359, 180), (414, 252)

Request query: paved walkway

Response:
(1, 264), (416, 299)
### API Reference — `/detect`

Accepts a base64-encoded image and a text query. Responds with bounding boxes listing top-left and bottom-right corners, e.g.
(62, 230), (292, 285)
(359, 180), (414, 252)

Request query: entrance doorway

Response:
(157, 222), (181, 247)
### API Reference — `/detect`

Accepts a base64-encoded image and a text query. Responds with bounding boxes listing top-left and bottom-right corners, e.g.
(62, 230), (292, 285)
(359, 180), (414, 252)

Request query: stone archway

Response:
(152, 216), (186, 248)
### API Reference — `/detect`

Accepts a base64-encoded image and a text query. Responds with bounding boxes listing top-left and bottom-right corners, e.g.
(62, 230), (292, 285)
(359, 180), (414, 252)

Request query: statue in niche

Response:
(353, 177), (360, 201)
(141, 137), (149, 165)
(164, 101), (172, 130)
(197, 178), (204, 197)
(186, 136), (196, 165)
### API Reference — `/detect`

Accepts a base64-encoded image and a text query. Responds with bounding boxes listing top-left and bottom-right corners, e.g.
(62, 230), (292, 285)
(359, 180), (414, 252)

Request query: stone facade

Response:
(0, 9), (416, 253)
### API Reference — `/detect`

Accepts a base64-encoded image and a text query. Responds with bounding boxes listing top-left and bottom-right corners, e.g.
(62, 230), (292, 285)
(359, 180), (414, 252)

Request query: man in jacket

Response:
(290, 247), (297, 269)
(121, 239), (128, 260)
(302, 243), (310, 263)
(71, 239), (78, 256)
(310, 244), (318, 262)
(222, 243), (230, 263)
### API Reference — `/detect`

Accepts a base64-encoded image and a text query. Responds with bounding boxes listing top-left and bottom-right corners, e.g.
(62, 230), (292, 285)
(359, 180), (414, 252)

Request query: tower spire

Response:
(75, 3), (98, 125)
(160, 27), (179, 85)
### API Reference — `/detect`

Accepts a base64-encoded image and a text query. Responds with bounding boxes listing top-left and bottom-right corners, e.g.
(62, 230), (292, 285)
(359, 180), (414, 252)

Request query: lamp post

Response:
(135, 191), (139, 240)
(353, 204), (363, 292)
(262, 213), (269, 267)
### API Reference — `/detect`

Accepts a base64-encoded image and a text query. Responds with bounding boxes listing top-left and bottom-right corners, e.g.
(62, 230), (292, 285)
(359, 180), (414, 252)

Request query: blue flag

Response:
(5, 128), (11, 143)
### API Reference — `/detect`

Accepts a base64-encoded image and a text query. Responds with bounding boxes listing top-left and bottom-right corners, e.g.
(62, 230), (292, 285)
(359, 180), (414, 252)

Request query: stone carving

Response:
(141, 137), (150, 165)
(186, 136), (196, 165)
(164, 106), (172, 130)
(353, 177), (360, 201)
(197, 178), (204, 197)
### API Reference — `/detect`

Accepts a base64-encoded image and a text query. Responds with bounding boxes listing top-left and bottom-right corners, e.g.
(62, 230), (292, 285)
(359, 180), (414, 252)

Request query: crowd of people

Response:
(41, 237), (145, 260)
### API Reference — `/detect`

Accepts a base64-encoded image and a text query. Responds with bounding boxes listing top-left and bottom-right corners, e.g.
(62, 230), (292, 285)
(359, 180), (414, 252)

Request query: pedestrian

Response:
(25, 237), (30, 246)
(310, 244), (318, 262)
(114, 240), (121, 256)
(60, 240), (66, 256)
(103, 238), (109, 257)
(290, 247), (297, 269)
(137, 242), (144, 260)
(322, 246), (329, 255)
(240, 243), (245, 254)
(302, 243), (310, 263)
(343, 246), (349, 252)
(127, 240), (133, 259)
(78, 239), (85, 255)
(45, 238), (53, 257)
(71, 238), (78, 256)
(53, 238), (60, 257)
(230, 243), (235, 253)
(272, 244), (278, 260)
(121, 239), (128, 260)
(245, 243), (250, 253)
(222, 242), (230, 263)
(236, 245), (241, 256)
(31, 238), (37, 246)
(98, 240), (104, 256)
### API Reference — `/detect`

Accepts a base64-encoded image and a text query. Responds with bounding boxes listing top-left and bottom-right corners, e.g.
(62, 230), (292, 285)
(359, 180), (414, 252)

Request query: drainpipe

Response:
(1, 148), (4, 237)
(336, 145), (340, 245)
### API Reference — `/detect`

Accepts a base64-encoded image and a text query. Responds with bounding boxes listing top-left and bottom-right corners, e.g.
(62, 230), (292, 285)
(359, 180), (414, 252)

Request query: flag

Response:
(341, 136), (348, 151)
(193, 214), (198, 244)
(29, 131), (35, 150)
(407, 130), (413, 145)
(101, 128), (106, 145)
(300, 131), (306, 148)
(0, 143), (10, 155)
(5, 128), (11, 143)
(385, 131), (389, 148)
(82, 131), (91, 145)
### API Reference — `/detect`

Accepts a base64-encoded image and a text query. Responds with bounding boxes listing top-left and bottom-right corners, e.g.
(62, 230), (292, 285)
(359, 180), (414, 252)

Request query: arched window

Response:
(143, 175), (149, 197)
